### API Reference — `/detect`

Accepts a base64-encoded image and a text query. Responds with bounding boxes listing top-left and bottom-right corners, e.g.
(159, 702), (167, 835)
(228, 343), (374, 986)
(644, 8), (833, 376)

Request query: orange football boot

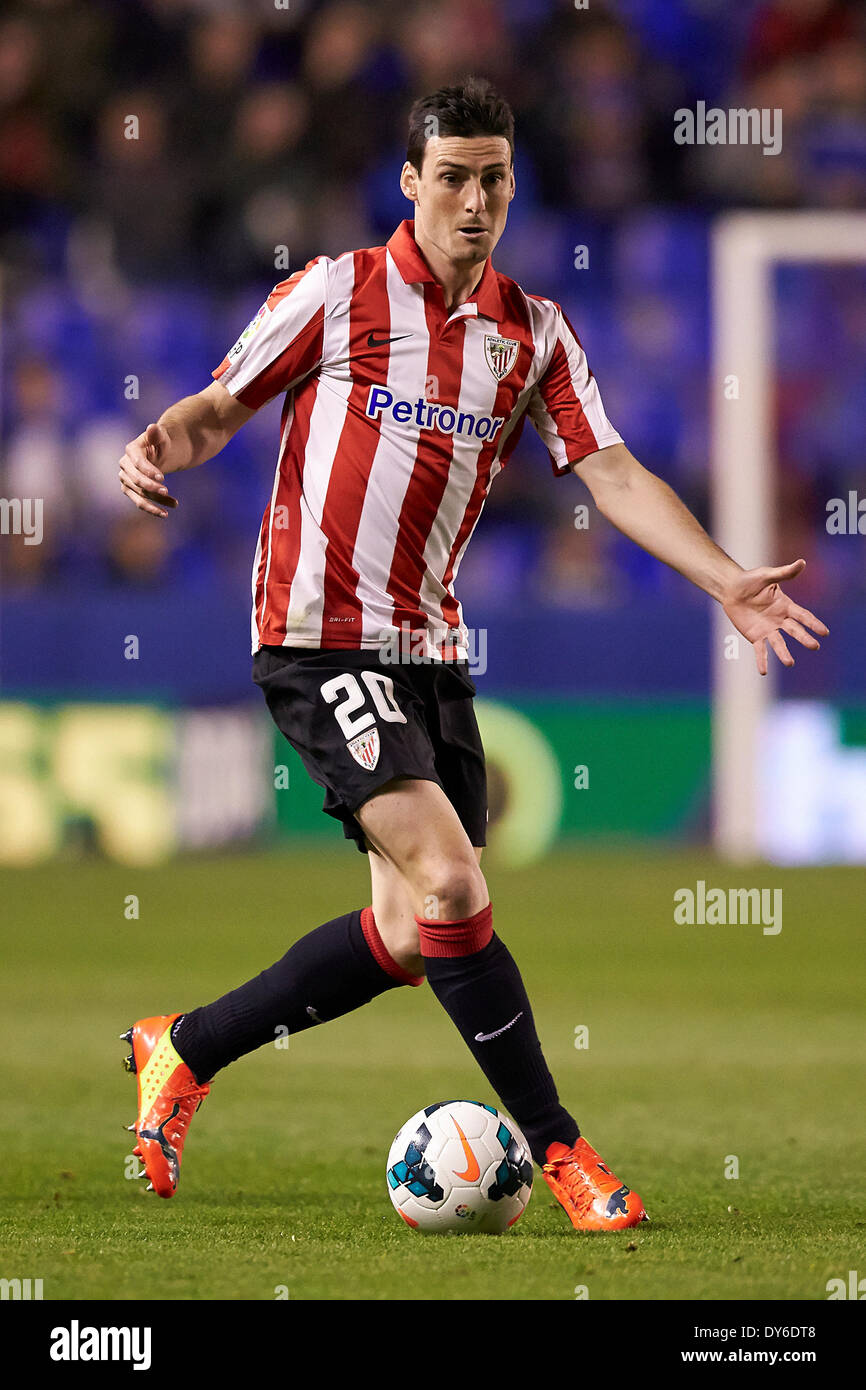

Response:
(121, 1014), (209, 1198)
(542, 1137), (648, 1231)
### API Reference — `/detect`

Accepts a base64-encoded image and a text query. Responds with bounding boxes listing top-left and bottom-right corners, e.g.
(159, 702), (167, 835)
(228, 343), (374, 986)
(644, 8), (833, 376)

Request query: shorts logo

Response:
(346, 726), (380, 771)
(484, 334), (520, 381)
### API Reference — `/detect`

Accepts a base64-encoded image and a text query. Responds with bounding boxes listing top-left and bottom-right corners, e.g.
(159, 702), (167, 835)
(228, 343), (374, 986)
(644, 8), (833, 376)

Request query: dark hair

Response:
(406, 76), (515, 173)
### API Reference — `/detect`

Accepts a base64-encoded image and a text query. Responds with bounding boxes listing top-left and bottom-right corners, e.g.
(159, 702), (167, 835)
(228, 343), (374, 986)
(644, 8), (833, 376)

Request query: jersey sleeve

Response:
(527, 302), (622, 475)
(212, 256), (330, 409)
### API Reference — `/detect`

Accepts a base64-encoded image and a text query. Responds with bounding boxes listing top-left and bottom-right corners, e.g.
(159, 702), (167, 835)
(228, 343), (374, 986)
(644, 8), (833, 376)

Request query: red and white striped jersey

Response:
(213, 219), (622, 656)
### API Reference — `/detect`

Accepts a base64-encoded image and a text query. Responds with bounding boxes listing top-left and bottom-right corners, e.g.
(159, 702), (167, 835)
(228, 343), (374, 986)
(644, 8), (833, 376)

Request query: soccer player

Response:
(117, 77), (827, 1231)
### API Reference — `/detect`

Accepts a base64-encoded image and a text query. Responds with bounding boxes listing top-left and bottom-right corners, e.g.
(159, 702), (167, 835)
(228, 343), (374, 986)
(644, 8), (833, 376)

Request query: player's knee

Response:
(415, 855), (487, 922)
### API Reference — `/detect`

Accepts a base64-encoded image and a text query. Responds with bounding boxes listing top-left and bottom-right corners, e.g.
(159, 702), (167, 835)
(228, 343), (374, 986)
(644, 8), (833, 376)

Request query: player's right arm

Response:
(119, 256), (330, 518)
(118, 381), (255, 519)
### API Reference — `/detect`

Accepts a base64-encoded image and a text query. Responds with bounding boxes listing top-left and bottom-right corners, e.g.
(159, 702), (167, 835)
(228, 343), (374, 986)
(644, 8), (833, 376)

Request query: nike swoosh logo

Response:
(474, 1011), (524, 1043)
(451, 1117), (481, 1182)
(367, 332), (412, 347)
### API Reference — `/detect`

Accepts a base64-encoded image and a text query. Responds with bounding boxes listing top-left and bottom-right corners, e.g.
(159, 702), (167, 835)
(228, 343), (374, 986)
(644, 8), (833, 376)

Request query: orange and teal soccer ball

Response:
(386, 1100), (533, 1233)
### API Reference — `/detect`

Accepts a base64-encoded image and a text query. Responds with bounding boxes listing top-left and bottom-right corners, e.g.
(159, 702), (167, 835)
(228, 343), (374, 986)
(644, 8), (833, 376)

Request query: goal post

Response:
(710, 212), (866, 862)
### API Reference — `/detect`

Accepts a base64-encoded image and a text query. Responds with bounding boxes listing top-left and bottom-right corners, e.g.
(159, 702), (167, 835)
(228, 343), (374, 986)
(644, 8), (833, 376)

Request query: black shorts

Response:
(252, 645), (488, 852)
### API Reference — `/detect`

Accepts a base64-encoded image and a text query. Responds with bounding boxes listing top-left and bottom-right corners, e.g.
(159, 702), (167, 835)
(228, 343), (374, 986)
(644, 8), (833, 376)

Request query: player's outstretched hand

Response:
(118, 423), (179, 518)
(720, 558), (829, 676)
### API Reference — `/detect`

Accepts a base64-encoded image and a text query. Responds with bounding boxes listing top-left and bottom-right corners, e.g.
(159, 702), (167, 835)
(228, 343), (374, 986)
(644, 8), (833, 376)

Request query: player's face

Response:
(401, 135), (515, 268)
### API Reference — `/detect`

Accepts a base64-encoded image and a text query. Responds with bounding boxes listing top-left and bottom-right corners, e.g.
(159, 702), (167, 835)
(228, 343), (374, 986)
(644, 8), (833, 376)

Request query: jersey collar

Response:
(387, 219), (503, 323)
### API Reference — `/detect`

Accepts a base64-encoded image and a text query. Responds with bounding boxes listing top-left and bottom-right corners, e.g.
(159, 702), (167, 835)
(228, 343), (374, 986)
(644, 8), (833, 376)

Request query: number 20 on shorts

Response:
(320, 671), (407, 739)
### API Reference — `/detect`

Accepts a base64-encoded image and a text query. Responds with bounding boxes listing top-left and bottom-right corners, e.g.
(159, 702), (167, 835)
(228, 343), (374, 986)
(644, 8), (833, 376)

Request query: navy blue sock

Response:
(172, 908), (421, 1083)
(418, 913), (579, 1166)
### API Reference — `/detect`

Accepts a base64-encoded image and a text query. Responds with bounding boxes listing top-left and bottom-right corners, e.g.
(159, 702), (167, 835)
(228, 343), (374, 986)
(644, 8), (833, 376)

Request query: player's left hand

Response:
(720, 558), (829, 676)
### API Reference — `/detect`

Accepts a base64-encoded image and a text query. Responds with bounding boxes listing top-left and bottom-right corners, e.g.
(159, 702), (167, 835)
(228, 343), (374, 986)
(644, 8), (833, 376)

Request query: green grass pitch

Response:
(1, 845), (863, 1301)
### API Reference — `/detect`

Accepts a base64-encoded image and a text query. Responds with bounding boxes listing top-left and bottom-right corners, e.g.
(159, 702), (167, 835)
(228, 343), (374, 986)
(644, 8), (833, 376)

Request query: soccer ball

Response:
(386, 1100), (533, 1233)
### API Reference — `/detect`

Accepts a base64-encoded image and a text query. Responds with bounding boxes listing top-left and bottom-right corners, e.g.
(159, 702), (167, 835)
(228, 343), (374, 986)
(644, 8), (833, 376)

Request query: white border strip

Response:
(711, 212), (866, 861)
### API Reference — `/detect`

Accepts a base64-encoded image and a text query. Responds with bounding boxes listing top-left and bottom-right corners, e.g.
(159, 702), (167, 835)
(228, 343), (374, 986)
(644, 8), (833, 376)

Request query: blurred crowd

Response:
(1, 0), (865, 607)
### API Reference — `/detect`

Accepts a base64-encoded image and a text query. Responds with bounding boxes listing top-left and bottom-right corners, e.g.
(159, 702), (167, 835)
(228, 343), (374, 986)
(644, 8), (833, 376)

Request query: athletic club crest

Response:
(346, 727), (380, 771)
(484, 334), (520, 381)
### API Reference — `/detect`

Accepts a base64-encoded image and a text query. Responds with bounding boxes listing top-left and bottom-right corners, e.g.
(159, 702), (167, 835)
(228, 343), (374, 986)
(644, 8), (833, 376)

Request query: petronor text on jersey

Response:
(365, 386), (506, 441)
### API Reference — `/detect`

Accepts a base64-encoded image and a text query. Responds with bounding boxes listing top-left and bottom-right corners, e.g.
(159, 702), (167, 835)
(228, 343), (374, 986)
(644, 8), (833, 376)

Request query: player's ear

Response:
(400, 160), (419, 204)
